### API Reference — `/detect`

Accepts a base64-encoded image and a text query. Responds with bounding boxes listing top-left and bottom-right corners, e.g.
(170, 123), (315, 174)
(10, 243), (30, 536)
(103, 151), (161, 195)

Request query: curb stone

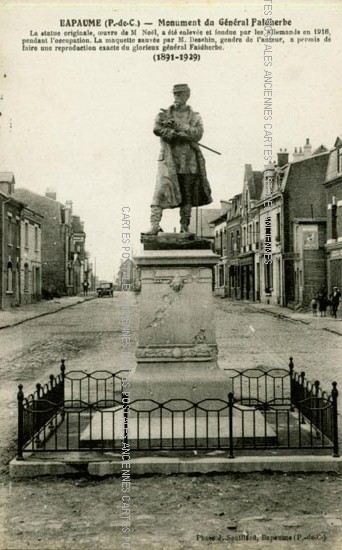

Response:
(0, 296), (96, 331)
(10, 455), (342, 478)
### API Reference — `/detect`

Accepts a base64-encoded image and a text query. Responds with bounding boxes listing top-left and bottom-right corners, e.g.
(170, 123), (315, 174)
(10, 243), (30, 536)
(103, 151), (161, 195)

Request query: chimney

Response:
(277, 148), (289, 167)
(293, 146), (305, 162)
(65, 200), (73, 212)
(45, 188), (57, 200)
(64, 200), (73, 225)
(0, 172), (15, 195)
(303, 138), (312, 157)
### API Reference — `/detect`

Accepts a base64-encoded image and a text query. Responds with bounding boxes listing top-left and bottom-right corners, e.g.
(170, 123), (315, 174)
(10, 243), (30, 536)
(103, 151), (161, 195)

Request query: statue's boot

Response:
(180, 205), (192, 233)
(144, 205), (163, 235)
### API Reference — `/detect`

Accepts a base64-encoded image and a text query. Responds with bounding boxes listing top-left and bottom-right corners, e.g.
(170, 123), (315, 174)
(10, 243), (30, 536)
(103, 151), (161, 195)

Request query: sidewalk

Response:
(249, 300), (342, 336)
(0, 294), (95, 330)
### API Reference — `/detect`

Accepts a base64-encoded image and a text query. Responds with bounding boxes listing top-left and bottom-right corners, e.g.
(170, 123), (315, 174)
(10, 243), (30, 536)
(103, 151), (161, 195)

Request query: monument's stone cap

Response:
(134, 249), (220, 267)
(141, 232), (212, 250)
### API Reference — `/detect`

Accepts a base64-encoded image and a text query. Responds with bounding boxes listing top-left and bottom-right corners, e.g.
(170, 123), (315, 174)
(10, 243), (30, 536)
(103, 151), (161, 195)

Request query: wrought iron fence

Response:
(289, 357), (339, 457)
(17, 361), (128, 459)
(17, 358), (339, 458)
(224, 365), (291, 407)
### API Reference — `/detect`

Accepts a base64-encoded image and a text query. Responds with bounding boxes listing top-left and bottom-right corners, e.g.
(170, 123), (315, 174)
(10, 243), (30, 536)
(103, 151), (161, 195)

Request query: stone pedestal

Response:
(130, 236), (230, 404)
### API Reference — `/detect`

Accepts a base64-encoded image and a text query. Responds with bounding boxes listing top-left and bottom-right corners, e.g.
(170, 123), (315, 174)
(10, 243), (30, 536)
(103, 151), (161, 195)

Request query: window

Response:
(34, 226), (39, 251)
(24, 263), (29, 292)
(332, 204), (338, 240)
(25, 222), (29, 248)
(16, 219), (20, 248)
(6, 262), (13, 292)
(7, 216), (12, 246)
(219, 265), (224, 287)
(255, 221), (259, 247)
(338, 147), (342, 173)
(276, 212), (281, 241)
(264, 262), (273, 293)
(230, 232), (234, 252)
(236, 230), (240, 250)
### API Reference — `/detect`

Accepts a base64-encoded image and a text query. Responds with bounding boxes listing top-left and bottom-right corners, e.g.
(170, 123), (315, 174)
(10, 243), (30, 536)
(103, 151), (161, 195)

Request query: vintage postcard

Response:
(0, 1), (341, 549)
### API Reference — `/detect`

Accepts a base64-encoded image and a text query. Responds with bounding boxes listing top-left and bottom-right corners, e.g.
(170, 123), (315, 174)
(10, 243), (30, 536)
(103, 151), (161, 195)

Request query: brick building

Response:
(324, 135), (342, 293)
(14, 188), (86, 298)
(0, 173), (22, 309)
(211, 139), (330, 307)
(282, 144), (329, 305)
(212, 205), (230, 297)
(20, 205), (43, 305)
(226, 194), (242, 299)
(239, 165), (263, 301)
(115, 258), (139, 291)
(69, 214), (86, 296)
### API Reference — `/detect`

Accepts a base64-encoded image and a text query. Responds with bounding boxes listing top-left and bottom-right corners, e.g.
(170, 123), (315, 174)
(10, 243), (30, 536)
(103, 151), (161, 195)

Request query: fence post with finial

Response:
(17, 385), (24, 460)
(332, 382), (339, 457)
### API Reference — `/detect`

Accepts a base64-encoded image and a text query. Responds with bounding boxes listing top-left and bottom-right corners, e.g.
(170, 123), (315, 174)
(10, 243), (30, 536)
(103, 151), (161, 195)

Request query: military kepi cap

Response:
(173, 83), (190, 93)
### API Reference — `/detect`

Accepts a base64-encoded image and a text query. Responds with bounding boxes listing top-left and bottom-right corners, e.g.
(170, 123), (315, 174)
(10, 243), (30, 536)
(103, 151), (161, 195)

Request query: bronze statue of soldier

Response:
(145, 84), (213, 235)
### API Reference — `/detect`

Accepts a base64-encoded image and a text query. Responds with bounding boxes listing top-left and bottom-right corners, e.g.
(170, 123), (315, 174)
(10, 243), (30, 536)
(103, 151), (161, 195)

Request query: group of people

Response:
(310, 287), (341, 318)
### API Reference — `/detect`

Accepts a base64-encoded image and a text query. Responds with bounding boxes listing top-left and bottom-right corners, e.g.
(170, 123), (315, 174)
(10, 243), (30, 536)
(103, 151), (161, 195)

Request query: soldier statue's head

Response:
(173, 83), (190, 107)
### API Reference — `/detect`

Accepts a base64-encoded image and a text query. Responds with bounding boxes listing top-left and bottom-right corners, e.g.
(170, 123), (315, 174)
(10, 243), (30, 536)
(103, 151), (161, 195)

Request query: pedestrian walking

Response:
(318, 293), (327, 317)
(310, 297), (318, 317)
(83, 280), (88, 296)
(331, 286), (341, 318)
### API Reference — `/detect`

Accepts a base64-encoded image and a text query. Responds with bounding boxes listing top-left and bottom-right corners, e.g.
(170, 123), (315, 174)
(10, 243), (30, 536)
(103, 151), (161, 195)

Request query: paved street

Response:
(0, 294), (137, 476)
(1, 293), (341, 473)
(215, 299), (342, 393)
(0, 294), (341, 549)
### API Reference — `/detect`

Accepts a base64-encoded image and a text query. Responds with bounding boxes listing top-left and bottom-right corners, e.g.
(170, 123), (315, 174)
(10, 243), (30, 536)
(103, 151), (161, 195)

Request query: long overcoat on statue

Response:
(151, 106), (213, 209)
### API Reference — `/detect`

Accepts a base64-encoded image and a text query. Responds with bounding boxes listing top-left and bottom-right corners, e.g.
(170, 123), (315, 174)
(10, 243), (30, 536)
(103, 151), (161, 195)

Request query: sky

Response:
(0, 1), (341, 280)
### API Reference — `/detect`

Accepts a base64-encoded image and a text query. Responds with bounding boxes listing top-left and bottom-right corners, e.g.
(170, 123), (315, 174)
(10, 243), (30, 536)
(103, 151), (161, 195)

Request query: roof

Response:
(188, 208), (222, 237)
(0, 172), (15, 183)
(334, 136), (342, 148)
(210, 212), (228, 225)
(14, 188), (63, 224)
(243, 165), (263, 201)
(0, 190), (24, 207)
(283, 150), (329, 191)
(252, 171), (263, 200)
(313, 145), (328, 155)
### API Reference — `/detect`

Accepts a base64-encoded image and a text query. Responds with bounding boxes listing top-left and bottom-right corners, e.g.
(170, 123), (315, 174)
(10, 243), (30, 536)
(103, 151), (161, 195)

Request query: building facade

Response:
(212, 139), (330, 308)
(20, 206), (43, 305)
(282, 145), (329, 305)
(226, 194), (242, 299)
(324, 136), (342, 293)
(239, 165), (263, 301)
(15, 188), (87, 298)
(0, 173), (22, 309)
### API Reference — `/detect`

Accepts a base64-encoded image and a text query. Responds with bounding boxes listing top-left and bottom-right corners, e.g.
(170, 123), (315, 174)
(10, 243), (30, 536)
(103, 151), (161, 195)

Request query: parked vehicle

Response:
(97, 282), (114, 298)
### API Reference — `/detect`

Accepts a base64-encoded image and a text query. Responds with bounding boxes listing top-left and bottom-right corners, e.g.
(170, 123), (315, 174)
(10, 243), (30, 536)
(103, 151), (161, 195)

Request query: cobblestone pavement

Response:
(0, 294), (96, 330)
(214, 298), (342, 393)
(0, 294), (341, 549)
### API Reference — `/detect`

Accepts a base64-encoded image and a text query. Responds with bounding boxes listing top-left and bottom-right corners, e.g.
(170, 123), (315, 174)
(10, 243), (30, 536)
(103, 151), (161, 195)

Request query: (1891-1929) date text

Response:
(153, 53), (200, 62)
